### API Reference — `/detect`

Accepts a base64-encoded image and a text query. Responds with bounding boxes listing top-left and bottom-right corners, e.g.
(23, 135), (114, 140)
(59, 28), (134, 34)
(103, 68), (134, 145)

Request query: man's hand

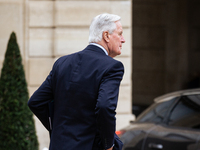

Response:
(104, 147), (113, 150)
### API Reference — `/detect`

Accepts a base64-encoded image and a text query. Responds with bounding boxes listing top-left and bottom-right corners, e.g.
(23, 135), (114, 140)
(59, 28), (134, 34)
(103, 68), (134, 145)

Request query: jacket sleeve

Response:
(28, 70), (54, 131)
(95, 61), (124, 149)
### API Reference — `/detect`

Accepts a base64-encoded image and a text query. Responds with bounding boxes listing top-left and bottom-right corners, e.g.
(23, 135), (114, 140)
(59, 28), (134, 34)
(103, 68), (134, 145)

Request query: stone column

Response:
(165, 0), (189, 92)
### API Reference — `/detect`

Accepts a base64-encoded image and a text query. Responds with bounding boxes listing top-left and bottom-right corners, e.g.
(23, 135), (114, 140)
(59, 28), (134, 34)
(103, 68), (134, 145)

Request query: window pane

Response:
(168, 95), (200, 128)
(137, 98), (176, 123)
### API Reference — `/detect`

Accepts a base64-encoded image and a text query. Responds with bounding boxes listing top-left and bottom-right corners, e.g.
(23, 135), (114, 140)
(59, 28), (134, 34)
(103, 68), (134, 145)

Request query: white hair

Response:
(88, 13), (121, 43)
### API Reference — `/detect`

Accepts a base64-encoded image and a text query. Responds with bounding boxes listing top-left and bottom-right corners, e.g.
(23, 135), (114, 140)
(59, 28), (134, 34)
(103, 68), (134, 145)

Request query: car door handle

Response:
(148, 143), (163, 149)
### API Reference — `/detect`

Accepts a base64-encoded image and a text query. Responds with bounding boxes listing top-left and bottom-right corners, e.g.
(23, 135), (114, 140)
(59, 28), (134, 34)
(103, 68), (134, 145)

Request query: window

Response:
(168, 95), (200, 129)
(136, 98), (176, 123)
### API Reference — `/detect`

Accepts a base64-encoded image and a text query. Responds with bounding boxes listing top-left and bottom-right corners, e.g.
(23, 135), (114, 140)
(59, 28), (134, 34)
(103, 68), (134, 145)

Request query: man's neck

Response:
(96, 41), (109, 55)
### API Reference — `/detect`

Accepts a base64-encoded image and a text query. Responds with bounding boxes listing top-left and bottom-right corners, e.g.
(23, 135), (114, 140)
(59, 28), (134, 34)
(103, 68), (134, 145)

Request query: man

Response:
(28, 13), (125, 150)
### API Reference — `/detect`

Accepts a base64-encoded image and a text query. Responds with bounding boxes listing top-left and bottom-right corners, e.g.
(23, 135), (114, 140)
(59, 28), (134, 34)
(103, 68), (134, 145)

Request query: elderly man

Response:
(28, 13), (125, 150)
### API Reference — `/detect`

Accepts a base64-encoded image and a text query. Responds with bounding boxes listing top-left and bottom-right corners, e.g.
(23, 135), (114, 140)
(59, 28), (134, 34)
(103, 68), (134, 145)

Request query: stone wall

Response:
(132, 0), (190, 106)
(188, 0), (200, 80)
(0, 0), (25, 75)
(132, 0), (166, 106)
(0, 0), (133, 149)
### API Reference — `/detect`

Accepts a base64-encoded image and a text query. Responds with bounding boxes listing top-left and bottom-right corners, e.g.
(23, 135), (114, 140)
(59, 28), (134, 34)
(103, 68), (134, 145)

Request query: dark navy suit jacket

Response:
(28, 45), (124, 150)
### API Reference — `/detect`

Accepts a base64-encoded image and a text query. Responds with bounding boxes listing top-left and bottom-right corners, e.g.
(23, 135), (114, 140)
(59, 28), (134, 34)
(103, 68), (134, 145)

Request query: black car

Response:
(117, 88), (200, 150)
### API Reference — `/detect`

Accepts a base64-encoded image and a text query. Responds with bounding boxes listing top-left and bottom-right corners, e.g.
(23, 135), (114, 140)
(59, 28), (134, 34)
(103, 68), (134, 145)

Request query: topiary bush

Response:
(0, 32), (38, 150)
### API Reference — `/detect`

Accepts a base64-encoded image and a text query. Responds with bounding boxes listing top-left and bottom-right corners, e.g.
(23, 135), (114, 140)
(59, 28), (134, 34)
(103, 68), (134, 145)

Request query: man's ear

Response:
(103, 31), (110, 43)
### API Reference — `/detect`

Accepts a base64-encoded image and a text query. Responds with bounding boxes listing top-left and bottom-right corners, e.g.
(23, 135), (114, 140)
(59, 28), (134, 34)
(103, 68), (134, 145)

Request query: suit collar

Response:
(89, 43), (108, 55)
(85, 44), (108, 56)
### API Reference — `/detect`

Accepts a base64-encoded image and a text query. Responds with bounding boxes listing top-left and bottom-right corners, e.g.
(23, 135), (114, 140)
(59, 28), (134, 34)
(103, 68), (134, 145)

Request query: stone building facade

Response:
(0, 0), (132, 149)
(2, 0), (200, 149)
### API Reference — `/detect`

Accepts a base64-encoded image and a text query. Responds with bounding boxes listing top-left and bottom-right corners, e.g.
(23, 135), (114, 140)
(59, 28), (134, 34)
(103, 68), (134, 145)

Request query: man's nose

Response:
(121, 35), (125, 43)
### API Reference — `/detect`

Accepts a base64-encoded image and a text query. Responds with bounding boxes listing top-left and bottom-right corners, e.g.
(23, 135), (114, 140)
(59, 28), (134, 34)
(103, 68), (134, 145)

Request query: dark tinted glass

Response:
(136, 98), (176, 123)
(168, 94), (200, 128)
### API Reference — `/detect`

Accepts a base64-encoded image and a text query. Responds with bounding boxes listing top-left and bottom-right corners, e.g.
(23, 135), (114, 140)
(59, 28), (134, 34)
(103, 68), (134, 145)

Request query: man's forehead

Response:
(117, 24), (123, 33)
(115, 21), (122, 29)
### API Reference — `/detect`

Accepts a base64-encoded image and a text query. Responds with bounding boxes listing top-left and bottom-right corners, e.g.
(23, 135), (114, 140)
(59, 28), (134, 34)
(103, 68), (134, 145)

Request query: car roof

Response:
(154, 88), (200, 103)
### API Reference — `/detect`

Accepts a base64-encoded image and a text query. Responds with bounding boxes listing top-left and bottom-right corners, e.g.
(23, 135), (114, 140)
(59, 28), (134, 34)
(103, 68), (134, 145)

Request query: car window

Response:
(168, 94), (200, 129)
(136, 98), (176, 123)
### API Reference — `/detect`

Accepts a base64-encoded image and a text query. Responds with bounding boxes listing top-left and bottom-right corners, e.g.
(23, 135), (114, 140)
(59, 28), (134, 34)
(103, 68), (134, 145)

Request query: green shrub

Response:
(0, 32), (38, 150)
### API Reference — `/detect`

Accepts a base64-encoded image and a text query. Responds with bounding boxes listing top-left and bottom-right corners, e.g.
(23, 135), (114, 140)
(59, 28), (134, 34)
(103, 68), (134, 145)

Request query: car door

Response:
(143, 94), (200, 150)
(143, 124), (200, 150)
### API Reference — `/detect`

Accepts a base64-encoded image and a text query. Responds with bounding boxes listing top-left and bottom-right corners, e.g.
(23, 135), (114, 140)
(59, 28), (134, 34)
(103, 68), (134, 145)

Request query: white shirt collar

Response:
(89, 43), (108, 55)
